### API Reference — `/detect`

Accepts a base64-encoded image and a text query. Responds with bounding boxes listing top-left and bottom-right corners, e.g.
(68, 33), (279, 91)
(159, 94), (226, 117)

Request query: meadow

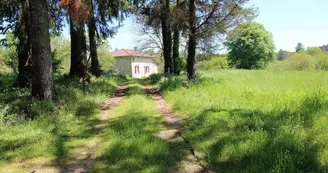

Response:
(1, 70), (328, 172)
(157, 70), (328, 172)
(0, 74), (123, 172)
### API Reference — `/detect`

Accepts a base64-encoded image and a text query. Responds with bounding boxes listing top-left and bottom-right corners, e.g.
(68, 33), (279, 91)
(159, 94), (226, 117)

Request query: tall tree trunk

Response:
(172, 0), (180, 75)
(69, 18), (88, 78)
(88, 1), (101, 77)
(161, 0), (172, 73)
(187, 0), (196, 80)
(173, 25), (180, 75)
(17, 0), (31, 87)
(29, 0), (54, 99)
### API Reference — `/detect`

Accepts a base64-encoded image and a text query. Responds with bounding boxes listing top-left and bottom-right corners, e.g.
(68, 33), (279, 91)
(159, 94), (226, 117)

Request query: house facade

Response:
(111, 49), (158, 78)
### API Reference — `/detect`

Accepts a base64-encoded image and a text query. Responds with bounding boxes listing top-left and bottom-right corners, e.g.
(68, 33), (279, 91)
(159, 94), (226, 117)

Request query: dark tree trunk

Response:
(161, 0), (172, 73)
(187, 0), (196, 80)
(173, 25), (180, 75)
(17, 0), (31, 88)
(69, 18), (88, 78)
(88, 2), (101, 77)
(29, 0), (54, 99)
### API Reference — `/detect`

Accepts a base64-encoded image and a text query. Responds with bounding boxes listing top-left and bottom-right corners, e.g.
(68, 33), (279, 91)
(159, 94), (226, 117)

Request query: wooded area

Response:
(1, 0), (328, 172)
(0, 0), (255, 99)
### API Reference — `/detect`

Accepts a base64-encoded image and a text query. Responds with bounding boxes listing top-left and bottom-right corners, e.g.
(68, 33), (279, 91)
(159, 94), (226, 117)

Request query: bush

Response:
(269, 53), (315, 71)
(288, 53), (315, 70)
(316, 55), (328, 70)
(199, 56), (229, 70)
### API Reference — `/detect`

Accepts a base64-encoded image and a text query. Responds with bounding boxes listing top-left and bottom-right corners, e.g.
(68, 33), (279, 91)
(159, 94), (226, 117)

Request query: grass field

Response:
(0, 75), (123, 172)
(1, 70), (328, 172)
(159, 70), (328, 172)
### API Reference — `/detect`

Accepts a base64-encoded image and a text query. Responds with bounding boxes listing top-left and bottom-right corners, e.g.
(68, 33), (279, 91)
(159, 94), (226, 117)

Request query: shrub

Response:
(269, 53), (315, 71)
(199, 56), (229, 70)
(288, 53), (315, 70)
(316, 55), (328, 70)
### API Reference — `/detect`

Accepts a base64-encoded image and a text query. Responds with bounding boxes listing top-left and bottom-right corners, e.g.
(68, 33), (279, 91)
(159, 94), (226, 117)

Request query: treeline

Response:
(197, 44), (328, 71)
(0, 35), (115, 75)
(271, 46), (328, 71)
(1, 0), (130, 100)
(0, 0), (256, 100)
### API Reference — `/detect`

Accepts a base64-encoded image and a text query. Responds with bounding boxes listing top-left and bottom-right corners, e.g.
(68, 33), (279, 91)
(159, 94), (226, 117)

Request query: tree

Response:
(97, 41), (116, 72)
(60, 0), (89, 78)
(277, 49), (289, 61)
(160, 0), (172, 73)
(29, 0), (54, 99)
(51, 36), (71, 74)
(1, 33), (18, 73)
(88, 0), (101, 77)
(319, 44), (328, 52)
(87, 0), (130, 77)
(186, 0), (256, 79)
(172, 0), (187, 75)
(0, 47), (12, 74)
(1, 0), (63, 87)
(295, 42), (305, 52)
(135, 0), (180, 74)
(0, 0), (32, 87)
(226, 22), (275, 69)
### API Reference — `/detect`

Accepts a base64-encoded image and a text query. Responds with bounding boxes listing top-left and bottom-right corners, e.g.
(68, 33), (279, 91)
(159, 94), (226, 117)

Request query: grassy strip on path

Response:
(0, 75), (124, 172)
(91, 79), (187, 173)
(145, 84), (206, 173)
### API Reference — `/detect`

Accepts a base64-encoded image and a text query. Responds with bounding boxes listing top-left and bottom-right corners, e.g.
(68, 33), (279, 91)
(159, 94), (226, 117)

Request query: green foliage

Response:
(199, 56), (229, 70)
(269, 50), (328, 71)
(306, 47), (324, 57)
(0, 48), (12, 75)
(50, 36), (71, 74)
(160, 70), (328, 172)
(176, 56), (186, 72)
(226, 22), (276, 69)
(295, 42), (305, 52)
(316, 55), (328, 70)
(97, 41), (115, 72)
(277, 49), (289, 61)
(1, 33), (18, 74)
(286, 53), (315, 71)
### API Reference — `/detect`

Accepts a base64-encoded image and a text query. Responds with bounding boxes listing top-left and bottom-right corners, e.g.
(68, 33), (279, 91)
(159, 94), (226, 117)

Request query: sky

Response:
(105, 0), (328, 52)
(2, 0), (327, 52)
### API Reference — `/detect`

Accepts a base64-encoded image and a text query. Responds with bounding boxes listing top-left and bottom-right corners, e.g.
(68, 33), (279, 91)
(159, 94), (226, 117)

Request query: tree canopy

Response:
(226, 22), (276, 69)
(295, 42), (305, 52)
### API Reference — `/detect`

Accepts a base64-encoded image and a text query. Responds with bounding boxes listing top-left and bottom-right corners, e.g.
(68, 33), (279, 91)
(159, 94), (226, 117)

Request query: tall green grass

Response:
(0, 75), (123, 171)
(159, 70), (328, 172)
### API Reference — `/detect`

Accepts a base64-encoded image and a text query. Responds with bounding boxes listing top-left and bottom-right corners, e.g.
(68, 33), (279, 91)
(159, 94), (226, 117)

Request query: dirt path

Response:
(59, 85), (128, 173)
(145, 85), (208, 173)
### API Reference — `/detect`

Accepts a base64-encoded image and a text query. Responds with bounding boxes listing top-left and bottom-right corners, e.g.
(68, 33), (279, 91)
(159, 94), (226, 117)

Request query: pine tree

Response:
(29, 0), (54, 99)
(186, 0), (256, 79)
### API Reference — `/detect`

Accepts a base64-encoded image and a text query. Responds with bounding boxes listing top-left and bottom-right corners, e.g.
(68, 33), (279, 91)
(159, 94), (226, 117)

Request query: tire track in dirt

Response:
(59, 85), (128, 173)
(145, 85), (210, 173)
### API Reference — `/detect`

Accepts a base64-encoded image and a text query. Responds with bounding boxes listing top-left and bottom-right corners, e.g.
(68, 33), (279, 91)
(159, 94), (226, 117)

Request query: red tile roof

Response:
(111, 49), (153, 58)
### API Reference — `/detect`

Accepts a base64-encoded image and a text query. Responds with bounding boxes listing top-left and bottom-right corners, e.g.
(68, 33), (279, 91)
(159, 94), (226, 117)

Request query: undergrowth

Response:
(0, 74), (124, 171)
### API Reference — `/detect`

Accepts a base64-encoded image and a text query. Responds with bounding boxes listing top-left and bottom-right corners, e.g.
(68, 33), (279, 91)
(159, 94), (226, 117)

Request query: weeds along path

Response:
(144, 85), (209, 173)
(60, 84), (128, 173)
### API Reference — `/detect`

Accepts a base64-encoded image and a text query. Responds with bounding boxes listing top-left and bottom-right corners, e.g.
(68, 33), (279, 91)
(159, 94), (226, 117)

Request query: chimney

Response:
(134, 46), (138, 51)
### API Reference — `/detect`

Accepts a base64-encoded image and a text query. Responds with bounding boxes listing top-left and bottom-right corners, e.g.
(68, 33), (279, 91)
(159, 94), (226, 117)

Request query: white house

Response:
(111, 49), (158, 78)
